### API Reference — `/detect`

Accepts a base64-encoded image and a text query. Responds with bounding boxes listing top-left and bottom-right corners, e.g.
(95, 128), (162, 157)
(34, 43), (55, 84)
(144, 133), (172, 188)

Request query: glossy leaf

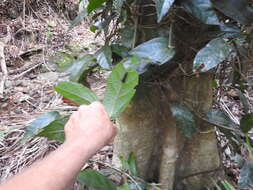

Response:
(212, 0), (253, 26)
(238, 162), (253, 188)
(87, 0), (107, 14)
(103, 63), (139, 117)
(111, 44), (129, 58)
(123, 56), (153, 74)
(240, 114), (253, 133)
(129, 37), (175, 64)
(180, 0), (219, 25)
(170, 104), (197, 138)
(63, 55), (95, 82)
(37, 119), (67, 142)
(193, 38), (232, 72)
(24, 112), (61, 139)
(155, 0), (175, 23)
(78, 169), (117, 190)
(95, 45), (112, 69)
(54, 82), (99, 105)
(205, 109), (233, 127)
(69, 9), (88, 30)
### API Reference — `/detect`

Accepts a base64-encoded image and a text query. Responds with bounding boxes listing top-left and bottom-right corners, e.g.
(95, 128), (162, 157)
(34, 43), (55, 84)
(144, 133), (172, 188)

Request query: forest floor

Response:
(0, 1), (113, 189)
(0, 0), (253, 189)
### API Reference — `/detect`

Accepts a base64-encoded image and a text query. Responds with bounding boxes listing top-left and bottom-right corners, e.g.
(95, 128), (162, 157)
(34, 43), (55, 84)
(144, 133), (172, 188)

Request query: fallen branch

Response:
(0, 41), (7, 98)
(12, 62), (43, 80)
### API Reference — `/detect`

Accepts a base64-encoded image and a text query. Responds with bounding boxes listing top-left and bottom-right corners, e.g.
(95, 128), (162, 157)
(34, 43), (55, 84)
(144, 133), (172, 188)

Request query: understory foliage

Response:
(24, 0), (253, 189)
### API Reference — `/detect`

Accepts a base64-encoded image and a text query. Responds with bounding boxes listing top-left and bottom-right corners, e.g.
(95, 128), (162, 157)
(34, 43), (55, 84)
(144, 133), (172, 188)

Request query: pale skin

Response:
(0, 101), (117, 190)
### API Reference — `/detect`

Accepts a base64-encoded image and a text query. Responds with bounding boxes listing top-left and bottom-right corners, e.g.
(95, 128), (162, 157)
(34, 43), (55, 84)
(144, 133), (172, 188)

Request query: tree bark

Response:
(113, 4), (224, 190)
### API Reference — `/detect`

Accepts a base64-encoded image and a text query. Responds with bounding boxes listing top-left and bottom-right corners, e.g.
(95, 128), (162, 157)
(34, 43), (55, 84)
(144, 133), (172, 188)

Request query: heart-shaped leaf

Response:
(103, 63), (139, 117)
(24, 112), (61, 139)
(37, 119), (67, 142)
(240, 114), (253, 134)
(95, 45), (112, 69)
(55, 81), (99, 105)
(193, 38), (233, 72)
(170, 104), (197, 138)
(155, 0), (175, 23)
(180, 0), (219, 25)
(129, 37), (175, 64)
(212, 0), (253, 26)
(78, 169), (117, 190)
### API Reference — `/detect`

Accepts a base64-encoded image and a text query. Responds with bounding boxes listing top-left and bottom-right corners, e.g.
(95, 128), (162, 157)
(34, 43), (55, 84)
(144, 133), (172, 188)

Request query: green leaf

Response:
(240, 114), (253, 134)
(205, 109), (233, 127)
(180, 0), (219, 25)
(54, 81), (99, 105)
(37, 119), (67, 142)
(127, 152), (137, 176)
(78, 169), (117, 190)
(119, 155), (129, 171)
(87, 0), (107, 14)
(221, 180), (236, 190)
(95, 45), (112, 69)
(155, 0), (175, 23)
(103, 63), (139, 117)
(69, 9), (88, 30)
(119, 26), (135, 49)
(113, 0), (126, 15)
(117, 183), (131, 190)
(111, 44), (129, 58)
(238, 162), (253, 188)
(212, 0), (253, 26)
(119, 152), (137, 176)
(129, 37), (175, 64)
(24, 112), (61, 139)
(63, 55), (95, 82)
(123, 56), (153, 74)
(193, 38), (232, 72)
(170, 104), (197, 138)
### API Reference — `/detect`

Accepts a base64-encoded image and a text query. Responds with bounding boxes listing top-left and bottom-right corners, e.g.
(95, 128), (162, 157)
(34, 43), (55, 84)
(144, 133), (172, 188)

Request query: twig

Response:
(12, 62), (42, 80)
(220, 99), (240, 125)
(0, 41), (7, 98)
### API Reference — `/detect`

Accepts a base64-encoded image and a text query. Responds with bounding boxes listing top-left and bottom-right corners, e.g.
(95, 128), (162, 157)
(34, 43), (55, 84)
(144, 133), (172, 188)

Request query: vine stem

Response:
(132, 0), (139, 49)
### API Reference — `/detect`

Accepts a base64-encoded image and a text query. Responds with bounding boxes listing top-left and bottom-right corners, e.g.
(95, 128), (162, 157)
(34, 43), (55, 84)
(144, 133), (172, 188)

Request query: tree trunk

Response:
(113, 74), (223, 190)
(113, 4), (224, 190)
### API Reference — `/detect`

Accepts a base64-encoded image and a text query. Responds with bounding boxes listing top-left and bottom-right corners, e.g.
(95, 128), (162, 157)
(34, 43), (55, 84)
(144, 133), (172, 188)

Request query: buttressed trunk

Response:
(113, 3), (223, 190)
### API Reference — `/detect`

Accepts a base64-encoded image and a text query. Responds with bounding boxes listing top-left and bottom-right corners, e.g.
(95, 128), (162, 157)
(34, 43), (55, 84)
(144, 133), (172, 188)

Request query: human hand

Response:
(64, 101), (117, 156)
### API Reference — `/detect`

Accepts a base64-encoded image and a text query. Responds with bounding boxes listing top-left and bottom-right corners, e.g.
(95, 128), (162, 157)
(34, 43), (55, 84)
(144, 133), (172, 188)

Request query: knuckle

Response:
(78, 105), (88, 111)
